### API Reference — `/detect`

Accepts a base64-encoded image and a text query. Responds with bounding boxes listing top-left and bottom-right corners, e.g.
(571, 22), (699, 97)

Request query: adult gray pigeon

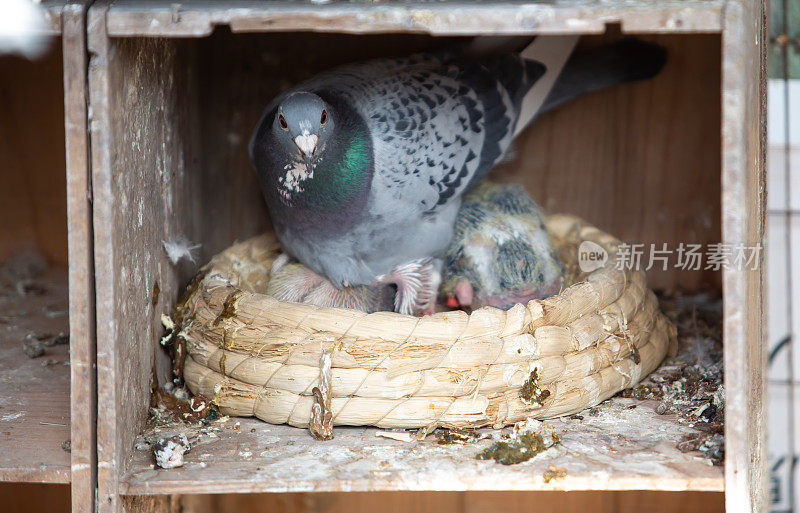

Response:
(249, 36), (666, 315)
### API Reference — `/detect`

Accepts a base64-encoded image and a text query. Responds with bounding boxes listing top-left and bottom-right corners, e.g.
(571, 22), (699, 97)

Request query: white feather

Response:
(514, 35), (580, 136)
(162, 237), (201, 265)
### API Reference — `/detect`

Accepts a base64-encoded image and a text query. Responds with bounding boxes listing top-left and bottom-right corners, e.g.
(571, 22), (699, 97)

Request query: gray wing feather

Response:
(300, 56), (510, 214)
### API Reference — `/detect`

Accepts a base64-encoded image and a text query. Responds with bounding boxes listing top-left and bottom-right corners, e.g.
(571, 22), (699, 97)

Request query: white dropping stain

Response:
(1, 412), (24, 422)
(278, 160), (314, 197)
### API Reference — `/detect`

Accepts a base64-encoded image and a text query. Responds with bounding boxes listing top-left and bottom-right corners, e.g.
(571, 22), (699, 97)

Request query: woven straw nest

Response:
(178, 214), (676, 431)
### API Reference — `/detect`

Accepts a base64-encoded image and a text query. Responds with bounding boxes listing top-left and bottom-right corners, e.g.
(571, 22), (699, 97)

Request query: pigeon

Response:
(249, 36), (666, 314)
(440, 181), (563, 310)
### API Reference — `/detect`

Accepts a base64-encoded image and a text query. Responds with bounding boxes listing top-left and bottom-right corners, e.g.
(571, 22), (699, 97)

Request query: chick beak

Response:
(294, 134), (318, 159)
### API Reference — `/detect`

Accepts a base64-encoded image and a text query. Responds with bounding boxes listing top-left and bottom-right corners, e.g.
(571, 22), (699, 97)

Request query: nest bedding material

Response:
(178, 214), (676, 430)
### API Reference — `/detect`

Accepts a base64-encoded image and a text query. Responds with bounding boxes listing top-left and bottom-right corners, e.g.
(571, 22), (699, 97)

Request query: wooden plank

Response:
(720, 1), (768, 512)
(463, 491), (725, 513)
(41, 1), (71, 35)
(84, 0), (755, 509)
(88, 6), (133, 511)
(0, 270), (71, 484)
(120, 398), (723, 495)
(0, 486), (726, 513)
(63, 2), (97, 512)
(0, 483), (71, 513)
(0, 45), (68, 266)
(102, 0), (725, 37)
(204, 491), (464, 513)
(171, 490), (726, 513)
(88, 5), (204, 512)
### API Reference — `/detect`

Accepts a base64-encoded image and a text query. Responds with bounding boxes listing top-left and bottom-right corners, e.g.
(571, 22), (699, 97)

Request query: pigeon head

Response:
(273, 92), (334, 161)
(250, 86), (374, 231)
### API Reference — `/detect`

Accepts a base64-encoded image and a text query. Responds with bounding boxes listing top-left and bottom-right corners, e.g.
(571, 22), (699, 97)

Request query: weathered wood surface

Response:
(121, 398), (722, 495)
(0, 270), (71, 483)
(63, 1), (97, 512)
(0, 46), (68, 266)
(88, 6), (203, 512)
(185, 490), (725, 513)
(0, 484), (725, 513)
(103, 0), (726, 37)
(720, 1), (768, 513)
(83, 0), (763, 509)
(41, 1), (72, 34)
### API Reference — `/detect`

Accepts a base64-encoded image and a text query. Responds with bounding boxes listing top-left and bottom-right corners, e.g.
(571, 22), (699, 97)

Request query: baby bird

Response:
(267, 254), (441, 314)
(440, 182), (563, 310)
(267, 256), (397, 313)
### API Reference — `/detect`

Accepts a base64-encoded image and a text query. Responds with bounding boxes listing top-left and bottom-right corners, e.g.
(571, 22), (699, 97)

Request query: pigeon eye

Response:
(278, 114), (288, 130)
(320, 110), (327, 125)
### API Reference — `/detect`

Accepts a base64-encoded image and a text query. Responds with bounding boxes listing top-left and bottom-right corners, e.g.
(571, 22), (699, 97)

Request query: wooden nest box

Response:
(0, 1), (763, 512)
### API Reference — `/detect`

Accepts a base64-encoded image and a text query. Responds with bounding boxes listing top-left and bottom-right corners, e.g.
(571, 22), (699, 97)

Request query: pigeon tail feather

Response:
(539, 37), (668, 115)
(514, 35), (581, 136)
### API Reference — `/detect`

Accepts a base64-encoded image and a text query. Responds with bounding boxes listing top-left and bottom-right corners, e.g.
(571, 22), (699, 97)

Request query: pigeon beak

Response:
(294, 134), (318, 159)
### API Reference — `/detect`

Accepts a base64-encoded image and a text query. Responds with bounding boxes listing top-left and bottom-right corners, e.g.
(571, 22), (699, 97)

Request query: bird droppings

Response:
(475, 418), (560, 465)
(622, 382), (664, 401)
(22, 341), (44, 359)
(61, 440), (71, 453)
(151, 384), (219, 424)
(153, 434), (191, 469)
(519, 368), (551, 406)
(542, 465), (568, 483)
(159, 314), (177, 347)
(48, 332), (69, 346)
(21, 330), (69, 359)
(132, 396), (723, 489)
(135, 384), (230, 470)
(618, 289), (724, 466)
(477, 430), (560, 466)
(435, 428), (493, 445)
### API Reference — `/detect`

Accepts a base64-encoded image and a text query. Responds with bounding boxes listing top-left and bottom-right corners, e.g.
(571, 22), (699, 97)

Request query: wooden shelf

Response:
(84, 0), (764, 510)
(102, 0), (725, 37)
(0, 269), (71, 484)
(122, 397), (722, 495)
